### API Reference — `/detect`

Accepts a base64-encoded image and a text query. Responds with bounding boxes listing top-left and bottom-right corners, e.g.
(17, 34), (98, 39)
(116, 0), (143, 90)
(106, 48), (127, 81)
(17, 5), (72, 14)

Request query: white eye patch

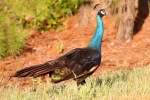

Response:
(100, 11), (105, 15)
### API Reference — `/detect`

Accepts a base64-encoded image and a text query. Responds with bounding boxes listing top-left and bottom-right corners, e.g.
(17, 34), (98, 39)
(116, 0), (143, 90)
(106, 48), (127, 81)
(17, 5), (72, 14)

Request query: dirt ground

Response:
(0, 14), (150, 87)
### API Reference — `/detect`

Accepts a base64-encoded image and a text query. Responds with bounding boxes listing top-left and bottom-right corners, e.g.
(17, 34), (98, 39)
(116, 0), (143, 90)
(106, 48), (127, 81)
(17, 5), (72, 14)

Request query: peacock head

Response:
(93, 3), (107, 18)
(97, 9), (106, 18)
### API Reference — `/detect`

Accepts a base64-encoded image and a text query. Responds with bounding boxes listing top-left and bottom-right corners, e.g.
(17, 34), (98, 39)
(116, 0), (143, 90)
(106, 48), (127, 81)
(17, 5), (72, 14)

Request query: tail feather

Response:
(13, 60), (61, 77)
(24, 64), (50, 75)
(14, 64), (43, 76)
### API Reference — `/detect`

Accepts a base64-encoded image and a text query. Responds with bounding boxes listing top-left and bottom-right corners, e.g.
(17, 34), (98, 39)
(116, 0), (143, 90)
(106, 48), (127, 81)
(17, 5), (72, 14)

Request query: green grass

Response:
(1, 65), (150, 100)
(0, 4), (27, 58)
(0, 0), (85, 58)
(4, 0), (85, 30)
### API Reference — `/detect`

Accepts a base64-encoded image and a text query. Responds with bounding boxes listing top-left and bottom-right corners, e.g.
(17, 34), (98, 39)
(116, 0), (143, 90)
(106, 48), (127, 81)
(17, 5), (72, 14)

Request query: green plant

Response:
(112, 0), (120, 6)
(0, 2), (27, 58)
(5, 0), (85, 30)
(0, 0), (85, 58)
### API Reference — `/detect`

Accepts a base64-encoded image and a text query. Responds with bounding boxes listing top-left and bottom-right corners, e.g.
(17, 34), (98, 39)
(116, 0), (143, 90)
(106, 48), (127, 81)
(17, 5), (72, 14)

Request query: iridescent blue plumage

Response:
(88, 15), (104, 50)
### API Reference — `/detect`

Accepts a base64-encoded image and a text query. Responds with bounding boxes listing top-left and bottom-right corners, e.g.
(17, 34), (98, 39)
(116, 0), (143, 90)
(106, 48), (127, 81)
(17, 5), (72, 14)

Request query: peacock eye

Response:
(101, 11), (105, 15)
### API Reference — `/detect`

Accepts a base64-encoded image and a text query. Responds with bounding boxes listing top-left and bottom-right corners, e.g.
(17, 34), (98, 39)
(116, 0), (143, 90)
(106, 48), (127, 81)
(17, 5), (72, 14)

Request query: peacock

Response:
(13, 8), (106, 86)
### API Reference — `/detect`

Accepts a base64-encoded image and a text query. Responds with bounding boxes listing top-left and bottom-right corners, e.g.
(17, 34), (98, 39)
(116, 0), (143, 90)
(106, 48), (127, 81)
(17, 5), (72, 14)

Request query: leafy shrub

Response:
(5, 0), (85, 30)
(0, 2), (27, 58)
(0, 0), (85, 58)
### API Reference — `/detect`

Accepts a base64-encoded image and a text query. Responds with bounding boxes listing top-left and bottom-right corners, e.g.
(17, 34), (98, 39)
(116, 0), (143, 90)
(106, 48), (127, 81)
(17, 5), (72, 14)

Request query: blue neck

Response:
(88, 15), (104, 50)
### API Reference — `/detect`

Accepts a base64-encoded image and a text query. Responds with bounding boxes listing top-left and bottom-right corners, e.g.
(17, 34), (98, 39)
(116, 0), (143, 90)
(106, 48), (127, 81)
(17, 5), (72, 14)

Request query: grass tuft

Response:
(1, 65), (150, 99)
